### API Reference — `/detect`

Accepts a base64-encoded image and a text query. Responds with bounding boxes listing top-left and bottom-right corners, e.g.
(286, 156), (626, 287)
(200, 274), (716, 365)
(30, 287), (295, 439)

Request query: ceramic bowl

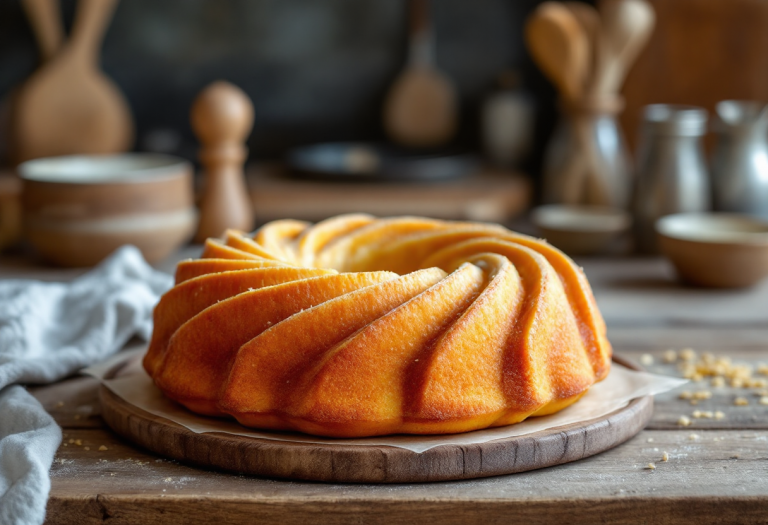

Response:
(656, 213), (768, 288)
(531, 205), (631, 256)
(19, 153), (197, 267)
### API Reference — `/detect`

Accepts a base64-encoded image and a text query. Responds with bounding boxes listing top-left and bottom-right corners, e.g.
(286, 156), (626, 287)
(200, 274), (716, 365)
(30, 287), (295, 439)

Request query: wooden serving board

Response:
(100, 356), (652, 484)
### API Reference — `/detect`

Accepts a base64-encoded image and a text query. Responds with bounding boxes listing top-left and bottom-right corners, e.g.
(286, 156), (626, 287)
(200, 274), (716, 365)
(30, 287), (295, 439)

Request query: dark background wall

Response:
(0, 0), (559, 171)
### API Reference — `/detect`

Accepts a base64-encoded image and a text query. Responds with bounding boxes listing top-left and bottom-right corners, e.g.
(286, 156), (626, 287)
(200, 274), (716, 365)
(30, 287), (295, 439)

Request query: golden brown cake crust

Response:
(144, 214), (612, 437)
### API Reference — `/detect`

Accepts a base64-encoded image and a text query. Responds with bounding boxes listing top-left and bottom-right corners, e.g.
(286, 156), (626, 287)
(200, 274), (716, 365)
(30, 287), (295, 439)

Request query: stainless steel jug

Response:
(633, 104), (710, 253)
(711, 100), (768, 218)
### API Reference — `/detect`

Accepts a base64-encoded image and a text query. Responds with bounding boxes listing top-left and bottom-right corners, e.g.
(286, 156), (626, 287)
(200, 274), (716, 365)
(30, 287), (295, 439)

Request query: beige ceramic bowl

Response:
(19, 153), (197, 267)
(657, 213), (768, 288)
(532, 205), (631, 256)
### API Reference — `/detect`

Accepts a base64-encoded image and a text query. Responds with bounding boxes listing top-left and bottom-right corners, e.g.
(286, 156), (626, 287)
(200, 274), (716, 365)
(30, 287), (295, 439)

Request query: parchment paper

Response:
(85, 348), (686, 453)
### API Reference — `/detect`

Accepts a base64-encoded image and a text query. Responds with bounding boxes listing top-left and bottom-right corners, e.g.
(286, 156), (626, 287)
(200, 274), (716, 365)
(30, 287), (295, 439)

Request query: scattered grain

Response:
(734, 397), (749, 406)
(714, 411), (725, 420)
(663, 350), (678, 363)
(679, 391), (693, 400)
(84, 446), (90, 451)
(677, 416), (692, 427)
(680, 348), (696, 361)
(645, 463), (656, 470)
(688, 433), (700, 440)
(711, 377), (726, 388)
(759, 396), (768, 406)
(661, 451), (669, 462)
(99, 445), (108, 451)
(640, 354), (654, 366)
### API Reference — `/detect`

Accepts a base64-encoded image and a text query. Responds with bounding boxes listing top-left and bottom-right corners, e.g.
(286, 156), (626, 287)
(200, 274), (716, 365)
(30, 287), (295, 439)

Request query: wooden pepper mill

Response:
(191, 81), (255, 242)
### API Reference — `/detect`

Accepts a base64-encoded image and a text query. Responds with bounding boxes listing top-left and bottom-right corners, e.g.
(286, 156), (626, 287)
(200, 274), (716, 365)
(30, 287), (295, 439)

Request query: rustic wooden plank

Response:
(28, 376), (104, 429)
(28, 341), (151, 429)
(47, 428), (768, 525)
(619, 348), (768, 430)
(246, 164), (531, 224)
(607, 326), (768, 351)
(580, 257), (768, 330)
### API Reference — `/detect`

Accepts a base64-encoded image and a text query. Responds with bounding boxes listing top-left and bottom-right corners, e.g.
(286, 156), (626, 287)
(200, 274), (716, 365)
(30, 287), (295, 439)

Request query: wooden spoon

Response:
(12, 0), (133, 164)
(564, 2), (600, 95)
(383, 0), (457, 149)
(593, 0), (655, 97)
(525, 2), (589, 104)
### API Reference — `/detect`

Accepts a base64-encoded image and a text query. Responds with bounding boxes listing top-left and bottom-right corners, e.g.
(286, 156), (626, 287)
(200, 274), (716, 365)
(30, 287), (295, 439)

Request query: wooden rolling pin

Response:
(191, 81), (255, 242)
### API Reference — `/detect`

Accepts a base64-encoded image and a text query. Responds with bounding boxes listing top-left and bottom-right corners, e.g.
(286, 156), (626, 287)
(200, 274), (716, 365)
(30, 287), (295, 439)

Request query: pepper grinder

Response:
(191, 81), (254, 242)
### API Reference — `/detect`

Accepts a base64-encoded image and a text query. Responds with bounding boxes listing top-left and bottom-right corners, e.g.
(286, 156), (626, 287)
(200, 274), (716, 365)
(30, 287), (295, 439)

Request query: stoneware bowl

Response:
(532, 205), (632, 256)
(19, 153), (197, 267)
(656, 213), (768, 288)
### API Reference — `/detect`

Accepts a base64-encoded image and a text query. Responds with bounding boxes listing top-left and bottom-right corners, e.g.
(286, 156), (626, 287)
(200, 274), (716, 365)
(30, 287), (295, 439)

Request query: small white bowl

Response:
(656, 213), (768, 288)
(532, 205), (631, 255)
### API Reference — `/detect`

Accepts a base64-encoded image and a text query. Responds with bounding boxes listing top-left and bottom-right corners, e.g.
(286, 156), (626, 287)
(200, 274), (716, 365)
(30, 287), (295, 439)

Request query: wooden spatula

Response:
(593, 0), (655, 97)
(12, 0), (133, 164)
(564, 2), (600, 95)
(383, 0), (457, 149)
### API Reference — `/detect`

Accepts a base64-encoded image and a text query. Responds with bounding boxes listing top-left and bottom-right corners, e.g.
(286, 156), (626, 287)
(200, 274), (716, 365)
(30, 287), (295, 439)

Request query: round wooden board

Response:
(100, 356), (653, 484)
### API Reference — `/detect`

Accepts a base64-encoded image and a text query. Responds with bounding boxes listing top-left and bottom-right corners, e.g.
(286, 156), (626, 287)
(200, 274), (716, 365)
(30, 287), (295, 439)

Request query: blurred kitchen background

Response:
(0, 0), (549, 166)
(2, 0), (768, 280)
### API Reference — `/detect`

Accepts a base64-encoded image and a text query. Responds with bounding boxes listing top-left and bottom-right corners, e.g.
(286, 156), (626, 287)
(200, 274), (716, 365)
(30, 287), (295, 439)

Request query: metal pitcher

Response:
(711, 100), (768, 218)
(633, 104), (710, 253)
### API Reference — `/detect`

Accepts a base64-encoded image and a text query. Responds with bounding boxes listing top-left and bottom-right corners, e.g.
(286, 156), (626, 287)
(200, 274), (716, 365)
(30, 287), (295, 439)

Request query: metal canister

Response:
(711, 100), (768, 218)
(633, 105), (710, 253)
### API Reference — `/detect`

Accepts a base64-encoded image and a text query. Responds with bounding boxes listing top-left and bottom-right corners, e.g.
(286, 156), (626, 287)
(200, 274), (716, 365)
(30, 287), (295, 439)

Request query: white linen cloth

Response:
(0, 246), (172, 525)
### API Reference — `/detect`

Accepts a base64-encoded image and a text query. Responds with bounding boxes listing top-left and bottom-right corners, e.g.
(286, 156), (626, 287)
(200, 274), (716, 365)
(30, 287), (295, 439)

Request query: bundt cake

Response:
(143, 214), (612, 437)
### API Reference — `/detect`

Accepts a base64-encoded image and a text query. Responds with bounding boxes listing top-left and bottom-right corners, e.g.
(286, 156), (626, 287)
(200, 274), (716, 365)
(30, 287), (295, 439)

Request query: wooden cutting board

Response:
(99, 355), (652, 483)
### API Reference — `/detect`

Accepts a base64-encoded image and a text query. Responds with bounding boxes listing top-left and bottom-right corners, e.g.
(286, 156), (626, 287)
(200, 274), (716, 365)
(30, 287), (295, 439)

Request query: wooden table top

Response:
(5, 253), (768, 524)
